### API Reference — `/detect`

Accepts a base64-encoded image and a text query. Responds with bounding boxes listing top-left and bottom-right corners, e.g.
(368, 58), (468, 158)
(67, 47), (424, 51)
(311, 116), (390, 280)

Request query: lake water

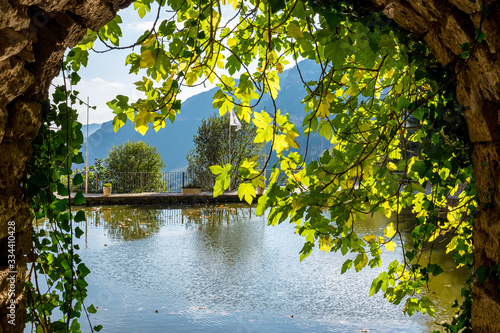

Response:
(34, 203), (466, 332)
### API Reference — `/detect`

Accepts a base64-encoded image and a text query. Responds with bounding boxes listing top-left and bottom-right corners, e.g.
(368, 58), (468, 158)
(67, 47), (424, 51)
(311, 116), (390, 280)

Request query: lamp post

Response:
(228, 117), (231, 192)
(85, 97), (89, 194)
(229, 110), (241, 192)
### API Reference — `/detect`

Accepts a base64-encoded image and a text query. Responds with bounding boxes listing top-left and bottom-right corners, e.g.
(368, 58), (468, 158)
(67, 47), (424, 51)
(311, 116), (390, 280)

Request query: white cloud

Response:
(125, 20), (157, 32)
(90, 77), (105, 83)
(90, 77), (126, 88)
(66, 77), (140, 124)
(52, 77), (63, 85)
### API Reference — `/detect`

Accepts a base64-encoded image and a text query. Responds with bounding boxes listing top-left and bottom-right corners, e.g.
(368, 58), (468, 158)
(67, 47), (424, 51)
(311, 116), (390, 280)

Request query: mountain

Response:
(83, 60), (330, 171)
(82, 123), (102, 141)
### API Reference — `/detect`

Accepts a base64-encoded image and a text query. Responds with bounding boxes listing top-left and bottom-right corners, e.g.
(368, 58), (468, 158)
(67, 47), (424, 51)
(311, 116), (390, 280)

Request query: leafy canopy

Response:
(104, 140), (165, 173)
(65, 0), (480, 329)
(26, 84), (102, 332)
(104, 140), (166, 192)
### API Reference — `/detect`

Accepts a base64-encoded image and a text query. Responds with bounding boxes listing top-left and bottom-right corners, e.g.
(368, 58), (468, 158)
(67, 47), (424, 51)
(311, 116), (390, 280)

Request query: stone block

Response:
(0, 1), (30, 31)
(4, 99), (42, 142)
(0, 141), (32, 191)
(0, 57), (34, 110)
(0, 28), (30, 63)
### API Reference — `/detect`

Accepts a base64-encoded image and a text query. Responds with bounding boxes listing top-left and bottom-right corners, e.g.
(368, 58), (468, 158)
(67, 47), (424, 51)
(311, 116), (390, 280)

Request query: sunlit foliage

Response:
(60, 0), (483, 331)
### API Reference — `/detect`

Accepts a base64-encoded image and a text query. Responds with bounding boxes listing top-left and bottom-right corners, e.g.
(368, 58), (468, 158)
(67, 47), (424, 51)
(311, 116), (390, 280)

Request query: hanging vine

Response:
(24, 62), (101, 332)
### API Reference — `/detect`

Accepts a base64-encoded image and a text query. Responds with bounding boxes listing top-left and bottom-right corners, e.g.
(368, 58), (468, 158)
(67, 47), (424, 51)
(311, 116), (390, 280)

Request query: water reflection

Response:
(50, 204), (466, 332)
(86, 207), (167, 240)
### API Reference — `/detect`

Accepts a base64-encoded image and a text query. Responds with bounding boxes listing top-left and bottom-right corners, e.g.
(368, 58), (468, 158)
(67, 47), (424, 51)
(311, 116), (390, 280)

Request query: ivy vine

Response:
(24, 63), (101, 332)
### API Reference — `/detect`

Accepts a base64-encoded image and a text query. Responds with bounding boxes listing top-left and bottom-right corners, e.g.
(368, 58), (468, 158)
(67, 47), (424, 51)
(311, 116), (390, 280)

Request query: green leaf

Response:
(475, 28), (486, 42)
(323, 11), (339, 31)
(426, 263), (444, 277)
(98, 15), (123, 46)
(78, 263), (91, 278)
(87, 304), (97, 314)
(74, 192), (86, 205)
(54, 198), (68, 212)
(74, 211), (86, 223)
(287, 22), (303, 39)
(53, 87), (67, 103)
(209, 165), (224, 175)
(476, 265), (488, 284)
(269, 0), (286, 13)
(52, 321), (68, 331)
(384, 222), (397, 238)
(341, 259), (352, 274)
(73, 174), (84, 186)
(212, 163), (232, 197)
(61, 257), (71, 271)
(73, 152), (85, 164)
(71, 319), (81, 331)
(140, 49), (156, 68)
(238, 183), (256, 204)
(412, 107), (425, 121)
(57, 183), (69, 196)
(363, 234), (376, 243)
(159, 20), (176, 36)
(354, 253), (368, 272)
(113, 113), (127, 132)
(369, 278), (381, 297)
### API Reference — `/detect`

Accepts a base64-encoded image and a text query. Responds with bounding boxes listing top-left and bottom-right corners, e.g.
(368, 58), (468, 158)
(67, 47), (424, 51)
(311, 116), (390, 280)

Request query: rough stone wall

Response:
(368, 0), (500, 331)
(0, 1), (133, 332)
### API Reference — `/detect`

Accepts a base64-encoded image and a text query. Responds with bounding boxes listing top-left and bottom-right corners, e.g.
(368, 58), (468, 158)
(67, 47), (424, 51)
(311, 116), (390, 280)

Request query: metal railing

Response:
(72, 171), (200, 193)
(70, 169), (279, 194)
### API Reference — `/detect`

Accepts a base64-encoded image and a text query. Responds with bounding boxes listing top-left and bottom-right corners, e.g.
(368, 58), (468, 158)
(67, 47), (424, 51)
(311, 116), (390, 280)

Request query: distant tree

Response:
(92, 158), (106, 175)
(187, 113), (264, 191)
(104, 140), (166, 192)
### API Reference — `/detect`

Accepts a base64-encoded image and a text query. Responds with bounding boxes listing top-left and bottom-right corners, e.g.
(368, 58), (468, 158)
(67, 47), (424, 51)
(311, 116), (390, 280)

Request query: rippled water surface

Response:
(38, 204), (466, 332)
